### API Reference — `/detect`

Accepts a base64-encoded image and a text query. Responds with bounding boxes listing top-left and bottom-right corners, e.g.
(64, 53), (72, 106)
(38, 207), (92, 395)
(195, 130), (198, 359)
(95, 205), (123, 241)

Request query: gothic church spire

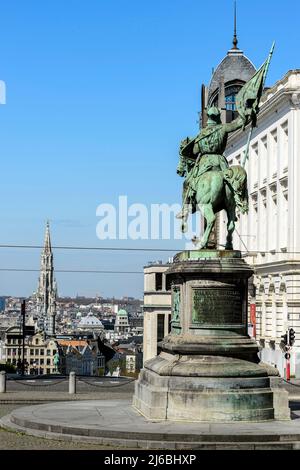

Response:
(35, 221), (57, 336)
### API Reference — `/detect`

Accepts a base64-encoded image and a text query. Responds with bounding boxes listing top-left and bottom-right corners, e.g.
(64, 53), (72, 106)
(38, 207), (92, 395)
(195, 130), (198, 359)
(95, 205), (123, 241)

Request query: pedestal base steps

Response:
(133, 352), (290, 422)
(133, 250), (291, 423)
(1, 399), (299, 450)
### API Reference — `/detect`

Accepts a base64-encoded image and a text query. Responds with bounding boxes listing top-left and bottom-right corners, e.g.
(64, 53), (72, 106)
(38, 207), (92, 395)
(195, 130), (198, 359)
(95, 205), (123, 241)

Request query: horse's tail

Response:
(223, 165), (249, 214)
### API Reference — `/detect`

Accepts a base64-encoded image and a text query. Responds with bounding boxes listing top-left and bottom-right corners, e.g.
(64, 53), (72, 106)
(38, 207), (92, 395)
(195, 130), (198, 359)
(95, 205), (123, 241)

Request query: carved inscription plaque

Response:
(192, 287), (242, 324)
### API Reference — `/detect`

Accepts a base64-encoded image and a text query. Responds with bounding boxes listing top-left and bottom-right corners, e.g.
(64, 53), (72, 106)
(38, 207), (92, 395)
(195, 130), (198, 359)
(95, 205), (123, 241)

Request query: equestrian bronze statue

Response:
(176, 44), (274, 250)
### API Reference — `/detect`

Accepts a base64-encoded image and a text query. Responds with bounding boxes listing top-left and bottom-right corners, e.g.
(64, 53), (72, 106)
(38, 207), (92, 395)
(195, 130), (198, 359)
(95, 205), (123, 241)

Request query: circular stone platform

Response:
(2, 400), (300, 449)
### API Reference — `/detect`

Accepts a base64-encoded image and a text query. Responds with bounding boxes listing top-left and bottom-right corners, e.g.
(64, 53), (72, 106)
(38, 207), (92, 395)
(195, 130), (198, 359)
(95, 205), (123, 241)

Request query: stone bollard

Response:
(69, 371), (76, 394)
(0, 371), (6, 393)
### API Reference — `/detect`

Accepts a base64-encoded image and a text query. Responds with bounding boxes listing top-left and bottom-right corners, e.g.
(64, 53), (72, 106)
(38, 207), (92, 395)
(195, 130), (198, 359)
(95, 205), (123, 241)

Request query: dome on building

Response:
(117, 309), (128, 317)
(78, 312), (103, 329)
(208, 48), (256, 106)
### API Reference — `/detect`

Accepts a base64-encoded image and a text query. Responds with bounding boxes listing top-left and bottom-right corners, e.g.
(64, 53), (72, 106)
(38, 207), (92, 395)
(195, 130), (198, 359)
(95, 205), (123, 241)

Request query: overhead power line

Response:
(0, 244), (179, 252)
(0, 268), (143, 274)
(0, 243), (299, 256)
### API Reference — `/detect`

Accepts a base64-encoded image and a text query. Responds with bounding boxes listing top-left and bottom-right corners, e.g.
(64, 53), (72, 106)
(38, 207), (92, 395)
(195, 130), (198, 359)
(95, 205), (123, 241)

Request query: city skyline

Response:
(0, 0), (298, 297)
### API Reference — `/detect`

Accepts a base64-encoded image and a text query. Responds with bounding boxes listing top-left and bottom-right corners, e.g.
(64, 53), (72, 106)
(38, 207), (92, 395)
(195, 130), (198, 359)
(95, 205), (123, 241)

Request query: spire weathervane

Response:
(232, 1), (238, 49)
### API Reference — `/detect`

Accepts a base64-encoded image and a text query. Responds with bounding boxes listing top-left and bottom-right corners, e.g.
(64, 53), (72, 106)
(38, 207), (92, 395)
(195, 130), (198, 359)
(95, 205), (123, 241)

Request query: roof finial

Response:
(232, 1), (238, 49)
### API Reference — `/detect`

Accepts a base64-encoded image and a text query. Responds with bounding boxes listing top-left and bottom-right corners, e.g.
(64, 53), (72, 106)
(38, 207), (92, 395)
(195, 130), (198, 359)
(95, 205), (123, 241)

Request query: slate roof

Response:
(208, 48), (256, 103)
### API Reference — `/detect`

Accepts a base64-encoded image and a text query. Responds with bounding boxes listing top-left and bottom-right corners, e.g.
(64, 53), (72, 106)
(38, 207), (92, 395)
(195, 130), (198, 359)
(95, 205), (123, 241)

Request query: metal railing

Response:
(0, 371), (136, 394)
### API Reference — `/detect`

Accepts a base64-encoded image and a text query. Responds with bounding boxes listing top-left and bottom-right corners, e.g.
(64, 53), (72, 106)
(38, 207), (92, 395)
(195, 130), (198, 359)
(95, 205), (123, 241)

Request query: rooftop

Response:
(208, 48), (256, 104)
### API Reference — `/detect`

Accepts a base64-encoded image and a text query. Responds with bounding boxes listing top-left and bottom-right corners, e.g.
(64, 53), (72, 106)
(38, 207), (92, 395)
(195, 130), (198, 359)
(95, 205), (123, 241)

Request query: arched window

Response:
(225, 82), (244, 111)
(226, 83), (243, 123)
(225, 92), (236, 111)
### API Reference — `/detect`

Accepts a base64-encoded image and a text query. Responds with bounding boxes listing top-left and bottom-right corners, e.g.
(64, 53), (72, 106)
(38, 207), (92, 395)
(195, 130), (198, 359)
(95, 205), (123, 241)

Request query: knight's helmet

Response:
(206, 106), (222, 125)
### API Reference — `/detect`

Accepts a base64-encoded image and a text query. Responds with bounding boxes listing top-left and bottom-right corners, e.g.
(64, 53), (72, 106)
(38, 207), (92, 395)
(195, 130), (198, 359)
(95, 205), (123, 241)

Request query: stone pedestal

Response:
(133, 250), (290, 422)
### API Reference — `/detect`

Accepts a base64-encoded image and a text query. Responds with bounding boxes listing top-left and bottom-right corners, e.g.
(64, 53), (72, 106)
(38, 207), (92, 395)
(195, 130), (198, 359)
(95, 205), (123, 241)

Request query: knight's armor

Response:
(177, 111), (248, 220)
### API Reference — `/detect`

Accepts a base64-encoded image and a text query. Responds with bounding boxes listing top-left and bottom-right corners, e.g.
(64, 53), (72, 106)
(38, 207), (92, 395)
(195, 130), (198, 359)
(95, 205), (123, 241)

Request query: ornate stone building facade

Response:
(35, 222), (57, 336)
(4, 328), (59, 375)
(219, 70), (300, 377)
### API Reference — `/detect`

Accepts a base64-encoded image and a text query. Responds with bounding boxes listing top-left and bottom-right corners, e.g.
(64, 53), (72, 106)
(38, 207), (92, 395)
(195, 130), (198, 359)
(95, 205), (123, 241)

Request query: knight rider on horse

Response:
(175, 44), (274, 249)
(176, 106), (250, 222)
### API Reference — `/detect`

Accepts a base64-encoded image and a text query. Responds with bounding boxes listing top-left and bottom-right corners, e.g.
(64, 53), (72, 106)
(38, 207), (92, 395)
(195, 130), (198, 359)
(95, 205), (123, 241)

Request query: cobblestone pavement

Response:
(0, 382), (135, 450)
(1, 376), (300, 450)
(0, 404), (124, 449)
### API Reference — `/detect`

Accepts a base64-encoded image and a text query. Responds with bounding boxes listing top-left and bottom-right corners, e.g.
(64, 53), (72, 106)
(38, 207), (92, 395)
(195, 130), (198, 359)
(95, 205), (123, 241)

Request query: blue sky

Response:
(0, 0), (298, 298)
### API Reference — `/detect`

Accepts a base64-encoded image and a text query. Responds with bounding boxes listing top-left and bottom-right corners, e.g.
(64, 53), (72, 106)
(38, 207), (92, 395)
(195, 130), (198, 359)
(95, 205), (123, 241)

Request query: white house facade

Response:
(219, 70), (300, 377)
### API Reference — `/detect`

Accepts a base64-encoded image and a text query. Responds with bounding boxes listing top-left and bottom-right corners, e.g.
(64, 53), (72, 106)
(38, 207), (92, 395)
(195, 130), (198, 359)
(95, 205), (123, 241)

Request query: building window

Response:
(260, 136), (268, 185)
(47, 349), (51, 356)
(225, 83), (243, 122)
(270, 129), (278, 177)
(30, 349), (34, 355)
(168, 313), (172, 333)
(155, 273), (163, 291)
(40, 359), (44, 365)
(225, 92), (236, 111)
(281, 121), (288, 172)
(35, 339), (39, 345)
(157, 314), (165, 345)
(250, 142), (258, 189)
(40, 349), (44, 355)
(47, 358), (51, 365)
(166, 275), (171, 292)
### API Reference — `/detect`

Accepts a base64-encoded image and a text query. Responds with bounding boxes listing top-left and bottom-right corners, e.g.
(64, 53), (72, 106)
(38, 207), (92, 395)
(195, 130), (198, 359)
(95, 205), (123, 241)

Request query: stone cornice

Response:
(144, 291), (171, 296)
(143, 305), (171, 311)
(253, 261), (300, 275)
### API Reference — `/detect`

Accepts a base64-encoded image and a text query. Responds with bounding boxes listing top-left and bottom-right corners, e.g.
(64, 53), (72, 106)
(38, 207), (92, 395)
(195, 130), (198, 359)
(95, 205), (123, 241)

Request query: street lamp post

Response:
(21, 300), (26, 376)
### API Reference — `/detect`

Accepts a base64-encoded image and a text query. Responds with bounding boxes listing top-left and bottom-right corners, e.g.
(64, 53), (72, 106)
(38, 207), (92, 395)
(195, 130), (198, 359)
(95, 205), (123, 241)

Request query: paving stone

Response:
(2, 399), (300, 449)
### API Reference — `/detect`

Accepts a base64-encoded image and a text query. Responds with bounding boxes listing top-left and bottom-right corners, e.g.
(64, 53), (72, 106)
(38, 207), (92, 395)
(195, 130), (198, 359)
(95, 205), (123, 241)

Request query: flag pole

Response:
(241, 127), (253, 168)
